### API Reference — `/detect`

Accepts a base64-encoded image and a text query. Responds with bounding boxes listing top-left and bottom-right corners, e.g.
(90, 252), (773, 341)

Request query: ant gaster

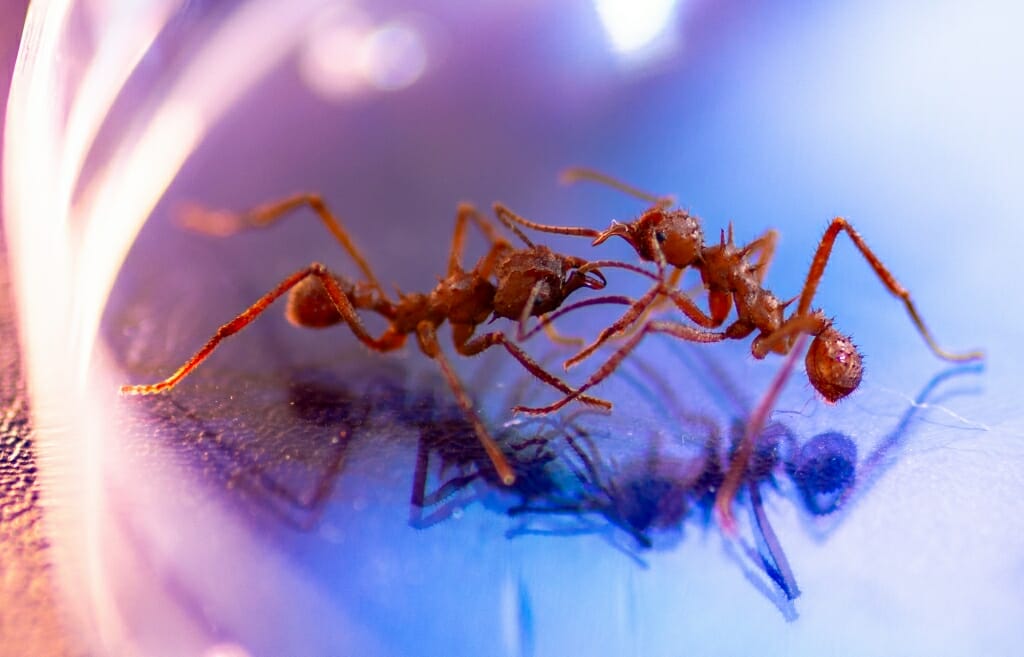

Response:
(120, 194), (615, 486)
(495, 167), (983, 526)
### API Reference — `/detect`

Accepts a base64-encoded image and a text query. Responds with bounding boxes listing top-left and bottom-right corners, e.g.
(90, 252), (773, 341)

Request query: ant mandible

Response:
(119, 194), (618, 486)
(495, 167), (983, 526)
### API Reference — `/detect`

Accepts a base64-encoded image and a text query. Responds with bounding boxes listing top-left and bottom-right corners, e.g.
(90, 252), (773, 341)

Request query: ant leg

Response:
(714, 334), (809, 534)
(631, 266), (684, 323)
(448, 203), (512, 275)
(517, 295), (634, 342)
(493, 202), (600, 240)
(750, 312), (828, 359)
(559, 167), (675, 208)
(120, 264), (404, 395)
(741, 229), (778, 284)
(542, 322), (585, 347)
(515, 320), (726, 415)
(564, 279), (716, 371)
(451, 324), (612, 410)
(178, 193), (388, 299)
(416, 321), (516, 486)
(515, 280), (585, 347)
(796, 217), (983, 361)
(564, 285), (662, 370)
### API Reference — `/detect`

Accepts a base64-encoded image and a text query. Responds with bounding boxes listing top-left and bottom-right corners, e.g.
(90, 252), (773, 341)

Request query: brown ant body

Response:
(496, 167), (983, 526)
(120, 195), (617, 486)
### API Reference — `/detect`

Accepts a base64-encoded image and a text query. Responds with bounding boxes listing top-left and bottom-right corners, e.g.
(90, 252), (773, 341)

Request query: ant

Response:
(119, 194), (621, 487)
(494, 167), (983, 524)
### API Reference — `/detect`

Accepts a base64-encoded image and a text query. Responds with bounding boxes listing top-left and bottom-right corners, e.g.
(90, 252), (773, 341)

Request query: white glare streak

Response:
(72, 0), (327, 383)
(593, 0), (681, 56)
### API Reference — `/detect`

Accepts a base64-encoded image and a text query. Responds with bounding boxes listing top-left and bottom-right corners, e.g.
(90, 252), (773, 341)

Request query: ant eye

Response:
(655, 231), (667, 243)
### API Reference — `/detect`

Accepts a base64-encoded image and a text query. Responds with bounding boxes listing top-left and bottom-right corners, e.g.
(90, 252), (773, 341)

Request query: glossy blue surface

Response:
(94, 1), (1023, 655)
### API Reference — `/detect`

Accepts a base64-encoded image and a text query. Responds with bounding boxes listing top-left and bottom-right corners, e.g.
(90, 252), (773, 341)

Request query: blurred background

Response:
(2, 1), (1022, 656)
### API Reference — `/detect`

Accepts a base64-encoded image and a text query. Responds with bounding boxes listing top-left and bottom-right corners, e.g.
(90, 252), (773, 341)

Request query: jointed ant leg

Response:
(559, 167), (675, 208)
(751, 312), (828, 359)
(631, 266), (684, 327)
(565, 284), (664, 370)
(179, 193), (388, 299)
(120, 263), (404, 396)
(564, 276), (718, 371)
(714, 334), (809, 535)
(451, 324), (612, 410)
(542, 322), (585, 347)
(515, 280), (585, 347)
(517, 295), (635, 344)
(515, 320), (726, 415)
(416, 321), (516, 486)
(448, 203), (511, 275)
(797, 217), (982, 362)
(741, 229), (778, 284)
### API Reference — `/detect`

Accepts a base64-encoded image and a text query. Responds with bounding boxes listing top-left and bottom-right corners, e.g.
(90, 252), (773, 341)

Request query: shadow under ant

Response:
(123, 366), (378, 532)
(122, 356), (583, 535)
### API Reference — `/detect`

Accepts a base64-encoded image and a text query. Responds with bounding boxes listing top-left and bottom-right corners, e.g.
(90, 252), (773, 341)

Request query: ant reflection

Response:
(129, 363), (578, 532)
(130, 350), (980, 617)
(493, 355), (981, 616)
(348, 379), (573, 528)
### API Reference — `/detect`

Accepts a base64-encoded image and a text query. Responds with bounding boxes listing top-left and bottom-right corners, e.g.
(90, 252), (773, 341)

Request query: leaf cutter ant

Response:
(120, 194), (619, 486)
(495, 167), (983, 523)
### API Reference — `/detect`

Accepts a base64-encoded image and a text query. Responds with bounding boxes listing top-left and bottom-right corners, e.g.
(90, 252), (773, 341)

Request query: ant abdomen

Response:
(286, 269), (386, 328)
(805, 325), (863, 402)
(286, 270), (350, 328)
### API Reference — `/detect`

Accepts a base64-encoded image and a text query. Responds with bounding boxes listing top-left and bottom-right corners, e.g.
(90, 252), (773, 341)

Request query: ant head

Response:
(592, 208), (704, 268)
(492, 248), (603, 319)
(805, 324), (863, 402)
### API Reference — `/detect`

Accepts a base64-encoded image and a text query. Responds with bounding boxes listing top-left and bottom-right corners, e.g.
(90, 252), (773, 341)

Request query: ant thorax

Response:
(735, 286), (786, 337)
(431, 269), (495, 325)
(390, 292), (438, 335)
(699, 237), (784, 337)
(697, 241), (735, 293)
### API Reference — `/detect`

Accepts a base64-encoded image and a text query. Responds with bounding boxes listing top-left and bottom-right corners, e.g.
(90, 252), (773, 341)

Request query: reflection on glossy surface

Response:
(5, 0), (1024, 655)
(107, 308), (983, 652)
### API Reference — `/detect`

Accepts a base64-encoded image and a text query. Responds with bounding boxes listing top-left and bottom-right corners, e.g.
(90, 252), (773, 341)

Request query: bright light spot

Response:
(299, 7), (374, 98)
(359, 21), (428, 91)
(300, 11), (428, 100)
(594, 0), (681, 57)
